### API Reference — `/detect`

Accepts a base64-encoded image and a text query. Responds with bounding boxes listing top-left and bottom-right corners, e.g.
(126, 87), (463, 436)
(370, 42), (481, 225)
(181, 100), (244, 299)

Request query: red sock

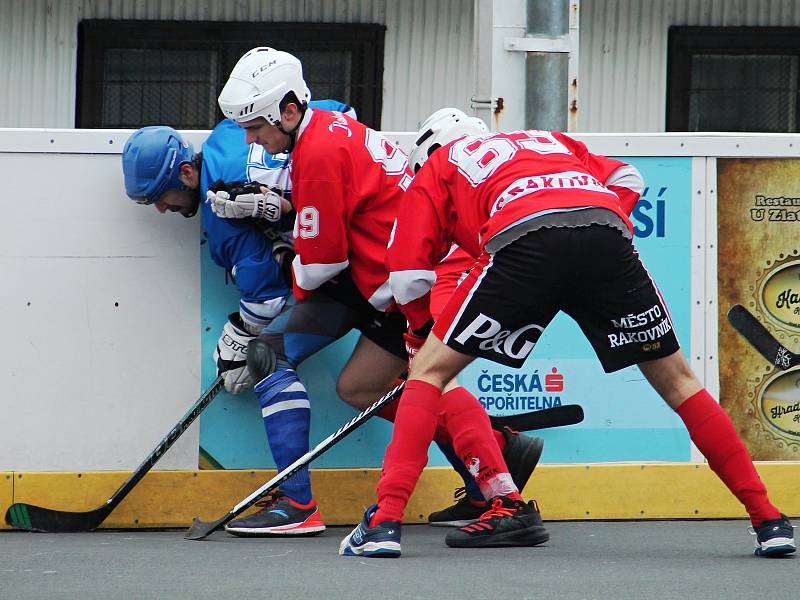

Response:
(675, 389), (780, 526)
(376, 400), (399, 422)
(440, 387), (517, 500)
(377, 388), (451, 444)
(373, 380), (442, 525)
(375, 378), (405, 422)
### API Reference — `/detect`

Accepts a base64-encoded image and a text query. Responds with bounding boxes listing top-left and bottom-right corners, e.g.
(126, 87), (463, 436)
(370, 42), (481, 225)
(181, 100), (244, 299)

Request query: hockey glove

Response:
(272, 239), (295, 286)
(260, 228), (295, 286)
(403, 319), (433, 373)
(213, 313), (257, 394)
(206, 180), (283, 222)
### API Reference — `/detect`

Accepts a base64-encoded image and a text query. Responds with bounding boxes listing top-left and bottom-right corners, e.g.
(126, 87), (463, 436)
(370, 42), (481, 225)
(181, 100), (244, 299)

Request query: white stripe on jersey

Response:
(388, 269), (437, 305)
(292, 256), (349, 293)
(246, 144), (292, 193)
(491, 170), (618, 216)
(605, 164), (644, 194)
(239, 295), (287, 331)
(368, 279), (395, 311)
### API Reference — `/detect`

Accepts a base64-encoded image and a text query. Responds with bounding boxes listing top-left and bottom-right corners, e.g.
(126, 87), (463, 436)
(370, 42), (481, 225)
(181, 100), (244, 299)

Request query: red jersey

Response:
(387, 130), (643, 329)
(289, 109), (413, 309)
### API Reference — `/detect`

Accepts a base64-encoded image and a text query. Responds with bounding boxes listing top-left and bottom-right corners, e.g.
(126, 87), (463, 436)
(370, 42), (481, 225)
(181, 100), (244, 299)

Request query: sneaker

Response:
(445, 496), (549, 548)
(224, 492), (326, 537)
(428, 487), (489, 527)
(339, 504), (402, 558)
(501, 429), (544, 494)
(752, 514), (796, 557)
(428, 431), (544, 527)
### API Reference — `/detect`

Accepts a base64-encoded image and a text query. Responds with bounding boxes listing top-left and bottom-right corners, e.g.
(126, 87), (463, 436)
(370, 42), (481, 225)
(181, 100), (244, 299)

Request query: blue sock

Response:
(437, 442), (484, 501)
(254, 369), (313, 504)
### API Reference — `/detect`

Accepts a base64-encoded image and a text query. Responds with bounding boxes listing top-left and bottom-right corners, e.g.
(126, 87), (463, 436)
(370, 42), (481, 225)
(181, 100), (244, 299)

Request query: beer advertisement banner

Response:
(717, 158), (800, 460)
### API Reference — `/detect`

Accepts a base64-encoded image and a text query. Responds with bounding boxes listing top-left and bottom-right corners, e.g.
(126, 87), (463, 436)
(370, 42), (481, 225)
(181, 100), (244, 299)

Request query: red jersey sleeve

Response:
(554, 131), (644, 216)
(387, 165), (453, 330)
(290, 148), (352, 301)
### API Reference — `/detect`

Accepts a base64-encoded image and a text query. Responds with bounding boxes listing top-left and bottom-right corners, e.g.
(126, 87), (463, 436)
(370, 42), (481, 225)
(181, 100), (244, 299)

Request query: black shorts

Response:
(432, 224), (680, 372)
(355, 308), (407, 359)
(316, 270), (407, 359)
(260, 275), (407, 370)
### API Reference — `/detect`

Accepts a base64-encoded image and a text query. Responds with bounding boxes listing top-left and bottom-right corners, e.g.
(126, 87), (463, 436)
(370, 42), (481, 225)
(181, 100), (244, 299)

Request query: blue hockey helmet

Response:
(122, 126), (195, 205)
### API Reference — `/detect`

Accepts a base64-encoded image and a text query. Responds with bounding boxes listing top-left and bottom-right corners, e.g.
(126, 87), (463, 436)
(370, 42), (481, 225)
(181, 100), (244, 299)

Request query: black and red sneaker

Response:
(444, 496), (549, 548)
(428, 487), (489, 527)
(224, 492), (325, 537)
(429, 432), (544, 528)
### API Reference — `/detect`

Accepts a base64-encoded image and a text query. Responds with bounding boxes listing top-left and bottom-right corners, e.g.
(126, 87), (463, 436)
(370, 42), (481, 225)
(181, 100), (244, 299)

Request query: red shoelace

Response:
(477, 498), (518, 521)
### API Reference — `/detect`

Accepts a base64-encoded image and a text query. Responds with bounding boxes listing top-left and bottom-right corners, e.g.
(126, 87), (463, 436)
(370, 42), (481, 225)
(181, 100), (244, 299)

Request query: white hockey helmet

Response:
(218, 47), (311, 126)
(409, 108), (489, 173)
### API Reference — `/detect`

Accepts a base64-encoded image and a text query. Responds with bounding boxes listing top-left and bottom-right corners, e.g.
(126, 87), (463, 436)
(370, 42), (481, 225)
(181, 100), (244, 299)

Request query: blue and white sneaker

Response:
(339, 504), (401, 558)
(752, 514), (796, 557)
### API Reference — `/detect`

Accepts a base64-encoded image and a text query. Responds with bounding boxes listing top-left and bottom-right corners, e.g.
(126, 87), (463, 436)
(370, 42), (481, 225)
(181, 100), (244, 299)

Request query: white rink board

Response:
(3, 128), (800, 471)
(0, 143), (201, 471)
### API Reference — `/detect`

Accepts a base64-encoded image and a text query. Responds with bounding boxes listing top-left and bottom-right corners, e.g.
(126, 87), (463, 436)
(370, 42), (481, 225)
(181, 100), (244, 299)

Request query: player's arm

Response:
(387, 179), (451, 332)
(554, 131), (644, 216)
(208, 223), (290, 393)
(291, 178), (351, 302)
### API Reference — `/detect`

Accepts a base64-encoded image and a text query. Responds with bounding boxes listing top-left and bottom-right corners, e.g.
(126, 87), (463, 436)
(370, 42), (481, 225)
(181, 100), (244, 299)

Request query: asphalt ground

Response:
(0, 520), (795, 600)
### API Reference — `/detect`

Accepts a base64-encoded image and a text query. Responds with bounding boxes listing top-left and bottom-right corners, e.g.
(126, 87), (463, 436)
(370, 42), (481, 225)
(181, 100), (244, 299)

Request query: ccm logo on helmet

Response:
(453, 313), (544, 360)
(252, 60), (277, 78)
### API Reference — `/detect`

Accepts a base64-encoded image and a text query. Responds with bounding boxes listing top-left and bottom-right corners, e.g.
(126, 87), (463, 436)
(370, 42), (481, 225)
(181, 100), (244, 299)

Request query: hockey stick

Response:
(489, 404), (583, 431)
(4, 375), (225, 532)
(727, 304), (800, 370)
(185, 380), (405, 540)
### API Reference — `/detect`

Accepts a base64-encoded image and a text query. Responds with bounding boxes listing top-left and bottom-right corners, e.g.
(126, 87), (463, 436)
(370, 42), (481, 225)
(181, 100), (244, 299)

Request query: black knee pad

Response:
(247, 336), (277, 383)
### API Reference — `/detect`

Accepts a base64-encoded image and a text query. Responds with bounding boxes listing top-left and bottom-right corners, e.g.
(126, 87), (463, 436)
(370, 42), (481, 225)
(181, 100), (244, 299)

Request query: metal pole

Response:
(472, 0), (495, 126)
(525, 0), (569, 131)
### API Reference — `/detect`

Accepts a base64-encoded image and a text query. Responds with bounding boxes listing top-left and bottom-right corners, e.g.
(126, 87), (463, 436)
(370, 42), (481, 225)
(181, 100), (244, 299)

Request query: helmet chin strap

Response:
(182, 189), (201, 218)
(274, 103), (308, 153)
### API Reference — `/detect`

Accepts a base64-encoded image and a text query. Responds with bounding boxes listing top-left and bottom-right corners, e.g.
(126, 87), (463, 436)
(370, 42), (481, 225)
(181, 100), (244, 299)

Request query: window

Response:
(77, 20), (385, 130)
(667, 27), (800, 133)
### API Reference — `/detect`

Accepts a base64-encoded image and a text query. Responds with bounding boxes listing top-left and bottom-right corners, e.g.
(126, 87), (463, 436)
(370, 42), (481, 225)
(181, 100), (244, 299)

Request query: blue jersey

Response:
(200, 100), (355, 330)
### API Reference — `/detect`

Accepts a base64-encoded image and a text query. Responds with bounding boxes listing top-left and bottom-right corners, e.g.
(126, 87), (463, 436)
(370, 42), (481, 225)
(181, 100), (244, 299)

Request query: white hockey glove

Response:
(213, 313), (257, 394)
(206, 187), (283, 221)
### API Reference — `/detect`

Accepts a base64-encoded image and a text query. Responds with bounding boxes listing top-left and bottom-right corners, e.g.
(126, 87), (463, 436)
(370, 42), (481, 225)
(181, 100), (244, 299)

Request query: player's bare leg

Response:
(408, 333), (471, 386)
(639, 350), (794, 557)
(636, 350), (702, 410)
(336, 335), (406, 410)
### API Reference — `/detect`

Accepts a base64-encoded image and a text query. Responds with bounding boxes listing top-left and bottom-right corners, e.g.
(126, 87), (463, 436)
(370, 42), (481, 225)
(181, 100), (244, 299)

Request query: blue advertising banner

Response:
(199, 156), (694, 468)
(459, 156), (695, 463)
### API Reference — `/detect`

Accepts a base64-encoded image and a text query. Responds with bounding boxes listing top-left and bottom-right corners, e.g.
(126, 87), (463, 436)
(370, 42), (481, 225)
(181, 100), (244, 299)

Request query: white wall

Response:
(0, 129), (202, 470)
(5, 128), (800, 471)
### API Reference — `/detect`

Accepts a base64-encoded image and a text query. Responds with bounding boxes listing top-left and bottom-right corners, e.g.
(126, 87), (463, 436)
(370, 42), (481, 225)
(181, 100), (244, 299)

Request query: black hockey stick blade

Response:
(727, 304), (800, 370)
(4, 503), (113, 533)
(5, 375), (225, 532)
(185, 381), (405, 541)
(489, 404), (584, 432)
